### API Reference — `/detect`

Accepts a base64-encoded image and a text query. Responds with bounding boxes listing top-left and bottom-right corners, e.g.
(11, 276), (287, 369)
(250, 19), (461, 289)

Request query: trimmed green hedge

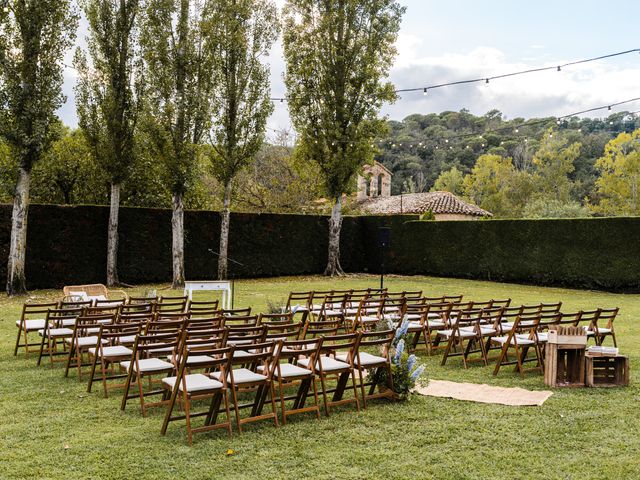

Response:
(363, 217), (640, 292)
(0, 204), (366, 289)
(1, 204), (639, 291)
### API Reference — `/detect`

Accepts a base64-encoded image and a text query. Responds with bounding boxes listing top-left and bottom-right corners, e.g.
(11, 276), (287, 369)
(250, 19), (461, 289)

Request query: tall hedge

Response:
(362, 217), (640, 292)
(1, 204), (639, 292)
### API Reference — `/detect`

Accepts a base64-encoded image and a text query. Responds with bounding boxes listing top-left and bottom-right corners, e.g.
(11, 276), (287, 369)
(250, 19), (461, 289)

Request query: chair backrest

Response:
(186, 316), (225, 332)
(490, 298), (511, 308)
(355, 329), (394, 357)
(94, 298), (126, 308)
(402, 290), (423, 299)
(318, 294), (347, 317)
(319, 332), (358, 357)
(382, 297), (406, 316)
(222, 307), (252, 317)
(45, 308), (83, 330)
(302, 319), (341, 339)
(468, 300), (494, 310)
(128, 295), (158, 305)
(278, 338), (321, 363)
(286, 291), (312, 310)
(182, 327), (228, 348)
(73, 314), (115, 340)
(227, 325), (267, 346)
(175, 344), (233, 380)
(20, 301), (59, 320)
(155, 300), (187, 314)
(422, 295), (445, 304)
(506, 312), (541, 336)
(443, 294), (464, 303)
(367, 287), (388, 296)
(98, 322), (142, 344)
(264, 322), (302, 342)
(155, 311), (191, 323)
(356, 297), (384, 320)
(223, 314), (258, 328)
(598, 307), (619, 328)
(540, 302), (562, 314)
(383, 291), (405, 300)
(425, 302), (455, 326)
(83, 305), (120, 317)
(187, 299), (219, 310)
(345, 291), (369, 307)
(310, 290), (333, 306)
(119, 303), (154, 316)
(59, 299), (92, 310)
(575, 309), (601, 329)
(144, 318), (186, 334)
(536, 311), (562, 330)
(258, 312), (293, 325)
(132, 331), (182, 361)
(117, 312), (154, 326)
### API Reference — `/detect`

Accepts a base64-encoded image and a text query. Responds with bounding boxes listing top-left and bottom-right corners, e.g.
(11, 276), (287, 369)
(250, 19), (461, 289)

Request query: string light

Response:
(269, 47), (640, 103)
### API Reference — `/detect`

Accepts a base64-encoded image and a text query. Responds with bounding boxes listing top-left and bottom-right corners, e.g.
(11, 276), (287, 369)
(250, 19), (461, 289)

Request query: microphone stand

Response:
(208, 249), (245, 309)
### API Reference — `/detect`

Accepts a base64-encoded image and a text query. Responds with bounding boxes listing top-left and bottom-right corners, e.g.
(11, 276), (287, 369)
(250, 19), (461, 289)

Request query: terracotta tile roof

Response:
(357, 191), (492, 217)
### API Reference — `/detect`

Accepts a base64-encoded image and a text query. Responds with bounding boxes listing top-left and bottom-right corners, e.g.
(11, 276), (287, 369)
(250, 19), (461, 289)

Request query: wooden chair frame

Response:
(14, 301), (58, 357)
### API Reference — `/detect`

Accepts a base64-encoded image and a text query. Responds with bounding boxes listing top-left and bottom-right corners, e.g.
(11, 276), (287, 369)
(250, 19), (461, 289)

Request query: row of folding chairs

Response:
(399, 301), (619, 377)
(13, 299), (242, 357)
(31, 308), (397, 445)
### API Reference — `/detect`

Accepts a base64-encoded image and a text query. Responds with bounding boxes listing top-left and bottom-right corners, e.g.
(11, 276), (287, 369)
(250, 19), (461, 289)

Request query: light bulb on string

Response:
(557, 66), (561, 72)
(515, 128), (519, 133)
(423, 88), (428, 96)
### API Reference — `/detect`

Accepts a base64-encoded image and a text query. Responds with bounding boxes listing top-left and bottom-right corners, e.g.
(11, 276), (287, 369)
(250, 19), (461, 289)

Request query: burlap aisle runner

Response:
(414, 380), (553, 406)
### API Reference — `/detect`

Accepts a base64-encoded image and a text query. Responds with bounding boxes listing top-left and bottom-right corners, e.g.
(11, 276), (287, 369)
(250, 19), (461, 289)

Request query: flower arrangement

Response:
(369, 317), (427, 400)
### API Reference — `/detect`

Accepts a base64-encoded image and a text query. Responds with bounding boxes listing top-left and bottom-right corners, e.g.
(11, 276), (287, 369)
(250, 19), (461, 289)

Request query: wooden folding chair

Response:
(308, 290), (334, 313)
(83, 305), (120, 317)
(120, 330), (181, 416)
(418, 302), (455, 354)
(439, 309), (488, 368)
(285, 291), (312, 321)
(186, 316), (225, 333)
(270, 338), (322, 424)
(492, 312), (543, 377)
(299, 332), (361, 415)
(87, 322), (142, 397)
(343, 291), (370, 317)
(381, 297), (407, 321)
(301, 318), (341, 339)
(14, 301), (58, 357)
(312, 294), (346, 329)
(128, 295), (158, 305)
(490, 298), (511, 308)
(588, 308), (619, 346)
(161, 343), (234, 445)
(343, 330), (395, 407)
(59, 298), (93, 311)
(64, 314), (114, 380)
(212, 341), (281, 433)
(36, 308), (82, 367)
(349, 297), (384, 331)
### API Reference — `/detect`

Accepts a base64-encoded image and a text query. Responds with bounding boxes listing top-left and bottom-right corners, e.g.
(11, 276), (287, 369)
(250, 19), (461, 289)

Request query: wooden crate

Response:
(585, 354), (629, 387)
(544, 343), (586, 387)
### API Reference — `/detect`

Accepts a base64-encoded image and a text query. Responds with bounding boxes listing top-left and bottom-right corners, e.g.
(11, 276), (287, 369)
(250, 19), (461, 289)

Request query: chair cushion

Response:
(162, 373), (223, 393)
(407, 321), (423, 331)
(167, 354), (214, 365)
(336, 352), (387, 367)
(38, 328), (73, 337)
(16, 319), (46, 330)
(89, 345), (132, 357)
(427, 320), (445, 328)
(262, 363), (312, 379)
(212, 368), (267, 384)
(492, 335), (535, 346)
(359, 315), (379, 324)
(298, 356), (350, 372)
(437, 329), (477, 338)
(69, 335), (107, 348)
(461, 326), (496, 335)
(120, 358), (174, 373)
(119, 335), (138, 345)
(588, 327), (612, 334)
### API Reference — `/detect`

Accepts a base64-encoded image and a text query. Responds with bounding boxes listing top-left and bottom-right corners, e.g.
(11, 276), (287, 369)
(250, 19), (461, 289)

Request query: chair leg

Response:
(269, 381), (279, 428)
(161, 385), (179, 436)
(492, 341), (510, 376)
(230, 385), (242, 434)
(278, 378), (287, 425)
(440, 334), (455, 366)
(319, 373), (330, 416)
(14, 328), (23, 356)
(120, 365), (136, 411)
(184, 395), (193, 446)
(37, 334), (47, 366)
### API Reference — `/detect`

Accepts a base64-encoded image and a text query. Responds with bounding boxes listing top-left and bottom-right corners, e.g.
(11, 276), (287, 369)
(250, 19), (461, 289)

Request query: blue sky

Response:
(59, 0), (640, 135)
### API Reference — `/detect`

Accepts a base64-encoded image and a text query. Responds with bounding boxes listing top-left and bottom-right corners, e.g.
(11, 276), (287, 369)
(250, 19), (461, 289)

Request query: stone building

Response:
(356, 161), (392, 199)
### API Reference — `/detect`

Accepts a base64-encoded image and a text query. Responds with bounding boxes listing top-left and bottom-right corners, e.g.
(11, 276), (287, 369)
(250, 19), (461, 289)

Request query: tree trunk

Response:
(217, 180), (232, 280)
(106, 182), (120, 287)
(324, 196), (344, 276)
(6, 168), (31, 296)
(171, 191), (185, 288)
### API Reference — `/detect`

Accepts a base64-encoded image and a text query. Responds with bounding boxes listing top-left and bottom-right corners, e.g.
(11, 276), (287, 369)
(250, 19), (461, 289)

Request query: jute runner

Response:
(414, 380), (553, 406)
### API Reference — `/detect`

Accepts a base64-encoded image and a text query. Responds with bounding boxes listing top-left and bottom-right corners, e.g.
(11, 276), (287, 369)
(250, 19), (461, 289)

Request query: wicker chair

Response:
(63, 284), (128, 306)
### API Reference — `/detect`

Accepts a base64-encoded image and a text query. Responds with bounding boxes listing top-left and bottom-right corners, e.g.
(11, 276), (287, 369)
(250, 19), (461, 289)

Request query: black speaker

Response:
(378, 227), (391, 248)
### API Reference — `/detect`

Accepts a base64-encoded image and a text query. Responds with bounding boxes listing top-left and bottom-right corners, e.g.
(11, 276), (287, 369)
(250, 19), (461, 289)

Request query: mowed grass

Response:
(1, 274), (639, 480)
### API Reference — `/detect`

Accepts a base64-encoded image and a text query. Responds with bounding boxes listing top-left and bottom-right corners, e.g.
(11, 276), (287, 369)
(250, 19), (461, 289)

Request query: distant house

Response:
(358, 190), (492, 220)
(356, 161), (392, 199)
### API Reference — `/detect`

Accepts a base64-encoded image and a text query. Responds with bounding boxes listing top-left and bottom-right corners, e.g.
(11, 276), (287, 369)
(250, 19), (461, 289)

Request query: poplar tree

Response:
(75, 0), (141, 286)
(140, 0), (213, 287)
(205, 0), (278, 280)
(0, 0), (78, 294)
(282, 0), (404, 275)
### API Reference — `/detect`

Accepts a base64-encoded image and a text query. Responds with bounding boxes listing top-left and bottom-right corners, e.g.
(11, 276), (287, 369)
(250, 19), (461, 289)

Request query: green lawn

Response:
(1, 274), (639, 479)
